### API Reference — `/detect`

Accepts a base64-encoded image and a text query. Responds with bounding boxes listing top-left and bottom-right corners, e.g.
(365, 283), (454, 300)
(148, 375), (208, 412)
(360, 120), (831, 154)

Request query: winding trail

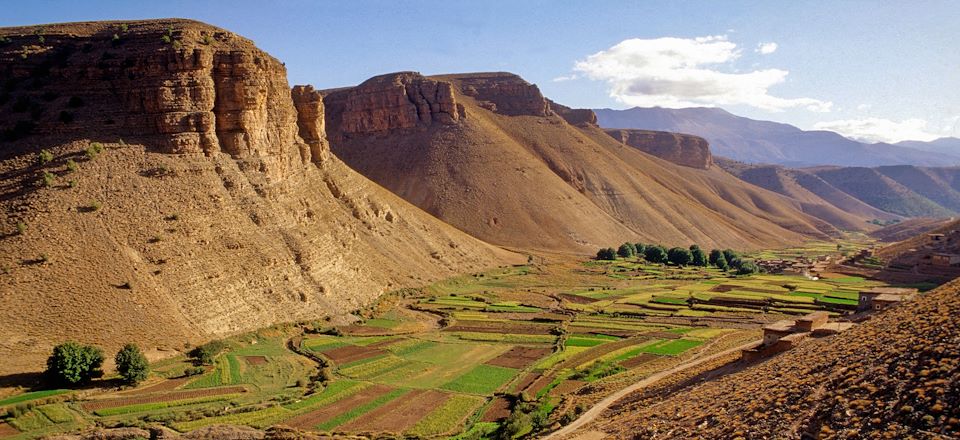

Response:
(543, 339), (761, 440)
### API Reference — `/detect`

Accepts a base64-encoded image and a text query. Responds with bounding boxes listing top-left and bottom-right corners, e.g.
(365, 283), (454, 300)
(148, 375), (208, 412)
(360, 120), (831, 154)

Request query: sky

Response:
(3, 0), (959, 143)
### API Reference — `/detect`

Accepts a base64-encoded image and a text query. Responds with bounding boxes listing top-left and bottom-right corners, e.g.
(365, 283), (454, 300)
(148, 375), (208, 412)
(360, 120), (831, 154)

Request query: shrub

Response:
(596, 247), (616, 261)
(67, 179), (77, 188)
(16, 221), (26, 235)
(40, 171), (55, 188)
(201, 35), (213, 45)
(85, 142), (103, 159)
(66, 159), (78, 172)
(45, 341), (104, 385)
(736, 261), (759, 275)
(182, 366), (205, 377)
(38, 149), (53, 165)
(115, 343), (149, 385)
(88, 201), (101, 211)
(161, 35), (171, 44)
(188, 340), (227, 366)
(634, 243), (646, 256)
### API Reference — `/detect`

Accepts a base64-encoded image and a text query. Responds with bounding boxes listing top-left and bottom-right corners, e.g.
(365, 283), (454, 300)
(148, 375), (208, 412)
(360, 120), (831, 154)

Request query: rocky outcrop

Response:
(547, 99), (598, 127)
(438, 72), (550, 117)
(321, 72), (464, 139)
(0, 19), (306, 175)
(605, 129), (713, 169)
(290, 85), (330, 163)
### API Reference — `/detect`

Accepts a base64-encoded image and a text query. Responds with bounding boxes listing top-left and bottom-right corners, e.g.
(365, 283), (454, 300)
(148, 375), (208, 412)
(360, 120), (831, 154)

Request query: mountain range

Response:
(595, 107), (960, 167)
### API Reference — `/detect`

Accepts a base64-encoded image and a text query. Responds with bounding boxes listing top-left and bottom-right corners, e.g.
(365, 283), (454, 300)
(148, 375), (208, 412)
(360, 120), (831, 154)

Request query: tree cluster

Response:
(595, 242), (760, 274)
(45, 342), (149, 386)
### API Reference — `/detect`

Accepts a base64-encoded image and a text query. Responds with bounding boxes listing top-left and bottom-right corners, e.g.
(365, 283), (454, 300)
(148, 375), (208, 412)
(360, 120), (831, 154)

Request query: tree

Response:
(728, 256), (744, 270)
(644, 245), (667, 263)
(617, 242), (635, 258)
(634, 243), (646, 256)
(115, 343), (149, 385)
(722, 249), (739, 265)
(188, 340), (226, 366)
(714, 252), (729, 271)
(45, 342), (104, 385)
(690, 246), (708, 267)
(667, 247), (693, 266)
(736, 260), (759, 275)
(708, 249), (723, 266)
(596, 247), (616, 261)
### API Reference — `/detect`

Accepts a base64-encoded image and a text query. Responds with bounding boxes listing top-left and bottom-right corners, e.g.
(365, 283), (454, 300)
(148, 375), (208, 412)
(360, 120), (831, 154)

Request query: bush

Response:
(182, 366), (205, 377)
(38, 149), (53, 165)
(88, 201), (101, 211)
(85, 142), (104, 159)
(617, 242), (636, 258)
(722, 249), (739, 265)
(634, 243), (646, 256)
(667, 247), (693, 266)
(40, 171), (55, 188)
(115, 343), (149, 385)
(596, 247), (616, 261)
(45, 342), (104, 385)
(737, 261), (759, 275)
(66, 159), (78, 172)
(16, 221), (26, 235)
(188, 340), (227, 366)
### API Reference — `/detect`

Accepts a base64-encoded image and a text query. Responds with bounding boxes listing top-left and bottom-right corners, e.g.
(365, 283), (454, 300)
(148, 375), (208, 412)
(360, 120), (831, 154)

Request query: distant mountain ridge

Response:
(595, 107), (960, 167)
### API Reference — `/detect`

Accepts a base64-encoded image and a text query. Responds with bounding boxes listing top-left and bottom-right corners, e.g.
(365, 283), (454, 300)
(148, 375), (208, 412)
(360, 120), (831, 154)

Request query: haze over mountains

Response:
(595, 107), (960, 167)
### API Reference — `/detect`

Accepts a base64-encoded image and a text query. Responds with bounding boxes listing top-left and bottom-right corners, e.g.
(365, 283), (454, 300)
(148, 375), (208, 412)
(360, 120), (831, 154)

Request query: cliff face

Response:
(547, 99), (598, 127)
(605, 129), (713, 169)
(0, 20), (317, 175)
(321, 72), (465, 140)
(436, 72), (550, 117)
(0, 20), (517, 374)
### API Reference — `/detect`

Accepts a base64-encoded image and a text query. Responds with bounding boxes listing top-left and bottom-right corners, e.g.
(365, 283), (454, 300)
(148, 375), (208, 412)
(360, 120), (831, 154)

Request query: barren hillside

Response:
(0, 19), (518, 374)
(320, 72), (837, 253)
(584, 277), (960, 439)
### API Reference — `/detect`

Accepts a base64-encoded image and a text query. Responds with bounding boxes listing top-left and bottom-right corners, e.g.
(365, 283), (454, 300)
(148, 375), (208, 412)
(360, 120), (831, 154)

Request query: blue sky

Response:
(3, 1), (958, 142)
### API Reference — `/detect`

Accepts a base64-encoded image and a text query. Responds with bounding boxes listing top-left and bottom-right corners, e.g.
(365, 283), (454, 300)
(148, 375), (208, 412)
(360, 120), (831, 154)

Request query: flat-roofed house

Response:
(858, 287), (918, 312)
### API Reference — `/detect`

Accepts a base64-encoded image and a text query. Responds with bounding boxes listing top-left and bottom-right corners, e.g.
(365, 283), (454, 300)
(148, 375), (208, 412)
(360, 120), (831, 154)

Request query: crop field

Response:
(2, 239), (918, 439)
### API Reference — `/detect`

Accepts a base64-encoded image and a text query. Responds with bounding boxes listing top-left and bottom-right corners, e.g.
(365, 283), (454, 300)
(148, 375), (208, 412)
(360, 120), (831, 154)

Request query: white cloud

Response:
(756, 42), (778, 55)
(856, 103), (872, 111)
(813, 118), (940, 143)
(552, 74), (578, 82)
(572, 36), (831, 112)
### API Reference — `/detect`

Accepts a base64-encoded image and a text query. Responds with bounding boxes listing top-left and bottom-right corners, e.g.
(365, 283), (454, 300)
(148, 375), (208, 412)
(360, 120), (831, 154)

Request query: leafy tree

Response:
(667, 247), (693, 266)
(736, 260), (760, 275)
(617, 242), (635, 258)
(596, 247), (616, 261)
(634, 243), (646, 256)
(690, 246), (708, 267)
(644, 245), (668, 264)
(714, 252), (729, 271)
(115, 343), (149, 385)
(708, 249), (723, 266)
(722, 249), (739, 265)
(45, 342), (104, 385)
(728, 257), (744, 270)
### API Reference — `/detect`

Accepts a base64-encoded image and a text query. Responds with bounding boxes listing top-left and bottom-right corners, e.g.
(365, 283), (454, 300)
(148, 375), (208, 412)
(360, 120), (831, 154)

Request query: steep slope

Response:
(587, 277), (960, 439)
(897, 137), (960, 159)
(869, 218), (955, 242)
(876, 165), (960, 213)
(320, 72), (836, 253)
(811, 167), (954, 217)
(0, 20), (517, 374)
(594, 107), (959, 167)
(717, 159), (897, 231)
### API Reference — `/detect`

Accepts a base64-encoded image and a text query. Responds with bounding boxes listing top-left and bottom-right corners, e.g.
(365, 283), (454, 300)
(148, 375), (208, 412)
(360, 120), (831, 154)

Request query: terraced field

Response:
(0, 241), (924, 439)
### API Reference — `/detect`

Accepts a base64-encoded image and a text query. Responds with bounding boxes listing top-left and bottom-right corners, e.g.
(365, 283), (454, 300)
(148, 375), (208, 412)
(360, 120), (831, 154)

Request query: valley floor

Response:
(0, 240), (940, 439)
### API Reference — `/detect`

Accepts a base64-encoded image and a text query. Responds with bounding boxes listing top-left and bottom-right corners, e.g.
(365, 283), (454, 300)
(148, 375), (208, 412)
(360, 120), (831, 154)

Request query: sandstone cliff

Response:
(604, 128), (712, 169)
(0, 20), (517, 374)
(320, 71), (838, 254)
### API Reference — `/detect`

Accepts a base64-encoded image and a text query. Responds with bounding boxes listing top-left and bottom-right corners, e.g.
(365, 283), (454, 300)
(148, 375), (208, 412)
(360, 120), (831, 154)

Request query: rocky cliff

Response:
(0, 20), (517, 374)
(435, 72), (550, 117)
(604, 129), (712, 169)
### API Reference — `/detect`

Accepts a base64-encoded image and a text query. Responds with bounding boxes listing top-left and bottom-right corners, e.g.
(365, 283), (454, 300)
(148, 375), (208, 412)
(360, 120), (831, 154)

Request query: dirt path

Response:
(543, 339), (761, 440)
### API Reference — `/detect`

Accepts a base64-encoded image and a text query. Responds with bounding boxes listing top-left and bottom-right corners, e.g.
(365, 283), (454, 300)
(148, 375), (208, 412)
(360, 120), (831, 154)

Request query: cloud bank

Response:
(813, 118), (940, 143)
(573, 35), (831, 112)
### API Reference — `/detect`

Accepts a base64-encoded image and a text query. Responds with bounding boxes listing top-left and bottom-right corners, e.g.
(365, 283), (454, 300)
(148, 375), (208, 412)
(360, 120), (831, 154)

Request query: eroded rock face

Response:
(441, 72), (550, 117)
(322, 72), (464, 139)
(605, 129), (713, 169)
(547, 99), (598, 127)
(290, 85), (330, 163)
(0, 19), (304, 176)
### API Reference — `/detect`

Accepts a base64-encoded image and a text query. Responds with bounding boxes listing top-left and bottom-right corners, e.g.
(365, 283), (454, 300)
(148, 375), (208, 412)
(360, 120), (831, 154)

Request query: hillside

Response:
(811, 167), (954, 218)
(594, 107), (959, 167)
(0, 20), (520, 374)
(582, 276), (960, 439)
(870, 217), (956, 242)
(897, 137), (960, 158)
(319, 72), (837, 253)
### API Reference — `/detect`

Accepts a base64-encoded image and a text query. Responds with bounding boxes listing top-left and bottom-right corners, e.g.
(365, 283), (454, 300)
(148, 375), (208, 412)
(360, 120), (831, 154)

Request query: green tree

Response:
(722, 249), (739, 265)
(596, 247), (617, 261)
(617, 242), (636, 258)
(188, 340), (226, 366)
(714, 251), (729, 271)
(644, 245), (668, 264)
(708, 249), (723, 266)
(45, 342), (104, 385)
(736, 260), (759, 275)
(633, 243), (646, 256)
(690, 245), (708, 266)
(115, 343), (149, 385)
(667, 247), (693, 266)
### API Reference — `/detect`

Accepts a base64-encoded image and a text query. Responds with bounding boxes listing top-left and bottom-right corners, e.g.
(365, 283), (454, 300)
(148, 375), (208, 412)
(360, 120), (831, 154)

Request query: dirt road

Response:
(543, 339), (761, 439)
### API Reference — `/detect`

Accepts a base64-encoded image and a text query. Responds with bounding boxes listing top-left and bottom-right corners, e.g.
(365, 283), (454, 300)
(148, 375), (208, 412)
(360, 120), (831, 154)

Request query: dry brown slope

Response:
(0, 20), (517, 374)
(870, 217), (956, 243)
(588, 277), (960, 439)
(322, 72), (834, 253)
